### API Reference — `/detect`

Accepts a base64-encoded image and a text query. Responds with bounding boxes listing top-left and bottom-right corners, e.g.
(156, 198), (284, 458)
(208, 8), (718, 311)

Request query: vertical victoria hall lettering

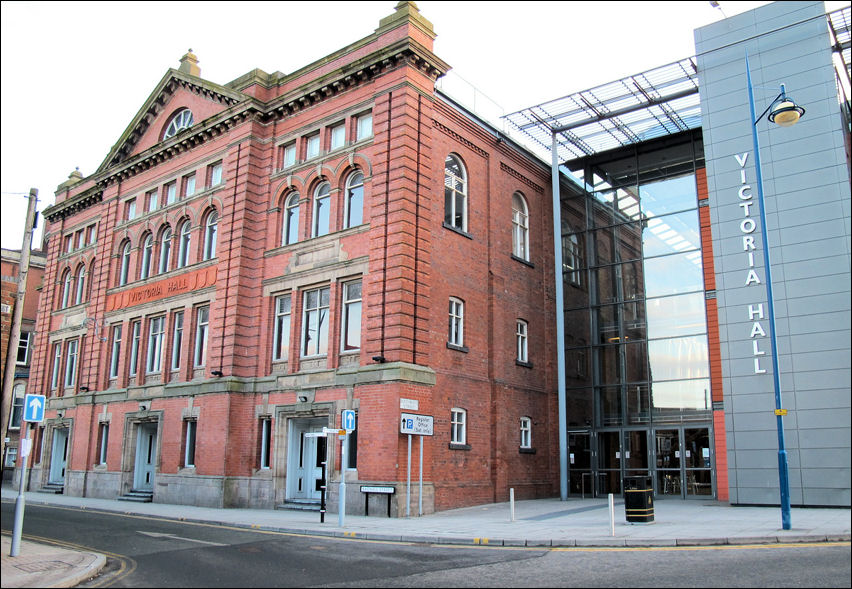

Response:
(735, 152), (768, 374)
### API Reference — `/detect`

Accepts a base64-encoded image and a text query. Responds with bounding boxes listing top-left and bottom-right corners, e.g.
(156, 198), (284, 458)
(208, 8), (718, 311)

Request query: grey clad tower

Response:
(696, 1), (851, 506)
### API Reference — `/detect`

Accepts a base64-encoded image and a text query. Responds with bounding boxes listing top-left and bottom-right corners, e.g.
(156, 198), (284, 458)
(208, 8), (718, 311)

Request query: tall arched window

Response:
(344, 171), (364, 228)
(177, 220), (192, 268)
(74, 263), (87, 305)
(512, 192), (530, 261)
(444, 154), (468, 232)
(283, 193), (300, 245)
(312, 182), (331, 238)
(119, 241), (131, 286)
(203, 211), (218, 260)
(159, 227), (172, 274)
(163, 108), (193, 140)
(140, 234), (153, 279)
(60, 268), (73, 308)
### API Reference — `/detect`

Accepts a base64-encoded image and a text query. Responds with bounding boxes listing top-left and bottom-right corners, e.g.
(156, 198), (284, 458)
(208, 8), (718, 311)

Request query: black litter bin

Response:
(624, 476), (654, 523)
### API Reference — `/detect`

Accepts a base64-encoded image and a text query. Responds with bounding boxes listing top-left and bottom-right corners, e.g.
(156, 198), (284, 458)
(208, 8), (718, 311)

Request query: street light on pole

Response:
(745, 52), (805, 531)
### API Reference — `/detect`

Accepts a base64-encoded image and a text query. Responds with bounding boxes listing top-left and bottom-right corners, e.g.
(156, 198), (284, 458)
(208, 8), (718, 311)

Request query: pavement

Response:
(1, 486), (849, 588)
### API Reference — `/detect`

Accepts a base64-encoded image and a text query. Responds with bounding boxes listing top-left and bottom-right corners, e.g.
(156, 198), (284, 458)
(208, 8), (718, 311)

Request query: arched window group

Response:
(58, 261), (93, 309)
(280, 169), (365, 247)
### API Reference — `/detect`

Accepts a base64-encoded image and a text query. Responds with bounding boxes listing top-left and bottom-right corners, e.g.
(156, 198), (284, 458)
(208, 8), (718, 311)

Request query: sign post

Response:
(400, 413), (433, 518)
(10, 395), (45, 557)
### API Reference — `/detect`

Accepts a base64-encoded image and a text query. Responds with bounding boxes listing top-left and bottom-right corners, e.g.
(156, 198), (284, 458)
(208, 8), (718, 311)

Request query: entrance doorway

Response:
(48, 428), (69, 485)
(133, 423), (158, 491)
(286, 419), (327, 501)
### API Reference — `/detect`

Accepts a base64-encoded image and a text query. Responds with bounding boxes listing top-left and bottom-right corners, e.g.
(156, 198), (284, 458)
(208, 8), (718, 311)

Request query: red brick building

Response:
(24, 2), (558, 514)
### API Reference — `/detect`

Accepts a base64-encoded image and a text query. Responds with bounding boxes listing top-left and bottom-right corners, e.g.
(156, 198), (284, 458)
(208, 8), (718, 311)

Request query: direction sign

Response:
(23, 394), (45, 423)
(342, 409), (356, 433)
(400, 413), (433, 436)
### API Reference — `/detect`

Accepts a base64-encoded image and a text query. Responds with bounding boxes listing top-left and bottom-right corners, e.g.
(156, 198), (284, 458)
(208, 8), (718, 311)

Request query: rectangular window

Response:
(109, 325), (122, 379)
(4, 447), (17, 468)
(87, 224), (97, 245)
(301, 287), (330, 357)
(50, 343), (61, 390)
(97, 423), (109, 465)
(520, 416), (532, 449)
(341, 280), (362, 352)
(171, 311), (184, 371)
(259, 417), (272, 469)
(146, 316), (165, 374)
(356, 113), (373, 141)
(64, 339), (78, 388)
(76, 230), (85, 249)
(147, 189), (159, 213)
(181, 175), (194, 199)
(448, 298), (464, 347)
(125, 199), (137, 221)
(16, 332), (31, 365)
(64, 235), (73, 253)
(194, 306), (209, 367)
(306, 134), (320, 159)
(516, 320), (528, 363)
(9, 386), (24, 430)
(273, 294), (291, 362)
(209, 162), (223, 187)
(282, 142), (297, 168)
(183, 420), (197, 467)
(451, 408), (467, 445)
(129, 320), (141, 377)
(330, 123), (345, 150)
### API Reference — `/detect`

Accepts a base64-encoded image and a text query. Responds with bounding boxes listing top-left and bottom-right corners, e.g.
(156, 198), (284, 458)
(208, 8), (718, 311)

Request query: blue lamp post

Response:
(745, 53), (805, 531)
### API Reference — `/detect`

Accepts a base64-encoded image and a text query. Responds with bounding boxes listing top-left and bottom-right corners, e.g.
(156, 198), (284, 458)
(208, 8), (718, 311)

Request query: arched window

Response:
(119, 241), (131, 286)
(75, 263), (87, 305)
(512, 192), (530, 261)
(163, 108), (193, 140)
(177, 220), (192, 269)
(159, 227), (172, 274)
(140, 234), (153, 279)
(60, 268), (73, 308)
(203, 211), (218, 260)
(344, 171), (364, 229)
(312, 182), (331, 238)
(283, 193), (300, 245)
(444, 154), (467, 232)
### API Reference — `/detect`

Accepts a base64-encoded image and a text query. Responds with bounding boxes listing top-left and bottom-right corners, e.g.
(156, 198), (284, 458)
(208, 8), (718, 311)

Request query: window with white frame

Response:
(194, 306), (209, 368)
(4, 447), (17, 468)
(448, 297), (464, 348)
(50, 343), (61, 390)
(109, 325), (122, 379)
(312, 182), (331, 238)
(209, 161), (223, 187)
(76, 230), (85, 249)
(512, 192), (530, 261)
(356, 112), (372, 141)
(183, 420), (197, 467)
(87, 224), (97, 245)
(126, 198), (137, 221)
(177, 220), (191, 268)
(330, 123), (345, 151)
(341, 280), (362, 352)
(97, 423), (109, 465)
(306, 134), (320, 159)
(16, 332), (31, 365)
(283, 193), (300, 245)
(64, 235), (73, 254)
(75, 264), (87, 305)
(146, 316), (165, 374)
(203, 211), (218, 260)
(451, 408), (467, 445)
(119, 241), (131, 286)
(344, 171), (364, 228)
(171, 311), (184, 371)
(159, 227), (172, 274)
(563, 232), (582, 286)
(64, 339), (78, 388)
(520, 416), (532, 449)
(140, 234), (153, 280)
(302, 287), (330, 357)
(147, 189), (159, 213)
(273, 294), (291, 362)
(282, 142), (297, 168)
(259, 417), (272, 469)
(163, 109), (193, 140)
(181, 175), (195, 199)
(9, 384), (25, 429)
(129, 320), (141, 377)
(444, 154), (468, 232)
(61, 269), (72, 308)
(516, 319), (529, 364)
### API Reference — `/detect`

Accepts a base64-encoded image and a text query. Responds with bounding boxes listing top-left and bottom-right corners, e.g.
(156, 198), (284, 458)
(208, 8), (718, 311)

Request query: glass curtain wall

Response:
(562, 132), (712, 498)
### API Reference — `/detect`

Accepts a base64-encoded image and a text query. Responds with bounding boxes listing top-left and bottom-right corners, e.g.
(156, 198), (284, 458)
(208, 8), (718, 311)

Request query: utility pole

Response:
(1, 188), (38, 481)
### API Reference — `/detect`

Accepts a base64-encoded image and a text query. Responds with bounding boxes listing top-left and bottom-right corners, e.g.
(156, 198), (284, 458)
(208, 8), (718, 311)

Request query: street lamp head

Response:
(768, 96), (805, 127)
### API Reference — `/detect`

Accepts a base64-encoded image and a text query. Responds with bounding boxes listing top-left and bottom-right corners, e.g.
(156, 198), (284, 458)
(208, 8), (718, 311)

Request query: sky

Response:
(0, 1), (843, 250)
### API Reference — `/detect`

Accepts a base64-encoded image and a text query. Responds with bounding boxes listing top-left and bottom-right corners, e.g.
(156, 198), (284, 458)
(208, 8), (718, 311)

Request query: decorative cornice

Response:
(433, 120), (488, 159)
(500, 162), (544, 194)
(43, 187), (103, 223)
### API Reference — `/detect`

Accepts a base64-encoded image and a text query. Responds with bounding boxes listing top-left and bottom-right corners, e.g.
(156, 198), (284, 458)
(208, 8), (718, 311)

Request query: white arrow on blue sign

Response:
(23, 394), (46, 423)
(342, 410), (356, 433)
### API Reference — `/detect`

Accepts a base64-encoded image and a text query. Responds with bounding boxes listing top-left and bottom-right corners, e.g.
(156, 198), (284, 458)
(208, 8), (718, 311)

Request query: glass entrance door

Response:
(684, 428), (712, 497)
(567, 431), (592, 496)
(48, 428), (68, 485)
(597, 431), (621, 495)
(654, 426), (713, 498)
